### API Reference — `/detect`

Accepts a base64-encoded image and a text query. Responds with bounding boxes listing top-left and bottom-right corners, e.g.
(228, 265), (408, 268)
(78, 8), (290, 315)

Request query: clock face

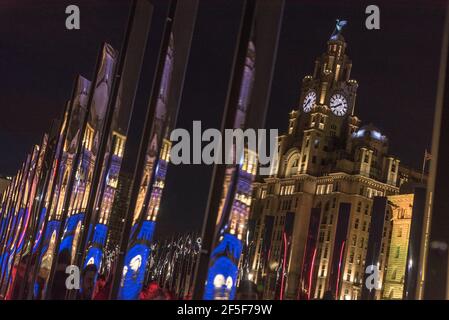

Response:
(330, 93), (348, 116)
(302, 91), (316, 113)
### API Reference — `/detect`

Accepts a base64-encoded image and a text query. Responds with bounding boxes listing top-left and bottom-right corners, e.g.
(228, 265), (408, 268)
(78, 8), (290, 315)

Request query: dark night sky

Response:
(0, 0), (445, 238)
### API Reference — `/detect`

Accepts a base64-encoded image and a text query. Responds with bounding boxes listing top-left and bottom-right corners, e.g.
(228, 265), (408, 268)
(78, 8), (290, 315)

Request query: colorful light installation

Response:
(60, 48), (116, 262)
(203, 41), (256, 300)
(35, 75), (92, 290)
(118, 34), (174, 299)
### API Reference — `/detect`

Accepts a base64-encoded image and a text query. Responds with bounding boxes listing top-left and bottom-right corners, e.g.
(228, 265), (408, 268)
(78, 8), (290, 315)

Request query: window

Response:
(316, 184), (327, 195)
(288, 120), (295, 134)
(282, 185), (294, 196)
(392, 269), (397, 280)
(364, 154), (369, 163)
(321, 213), (328, 226)
(354, 218), (359, 229)
(319, 231), (325, 242)
(349, 249), (355, 263)
(320, 266), (325, 277)
(83, 125), (95, 151)
(311, 115), (316, 127)
(397, 227), (403, 238)
(113, 133), (125, 157)
(319, 118), (325, 130)
(395, 246), (400, 258)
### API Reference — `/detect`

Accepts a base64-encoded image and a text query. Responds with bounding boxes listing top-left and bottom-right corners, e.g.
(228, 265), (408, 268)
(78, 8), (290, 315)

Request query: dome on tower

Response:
(352, 124), (387, 142)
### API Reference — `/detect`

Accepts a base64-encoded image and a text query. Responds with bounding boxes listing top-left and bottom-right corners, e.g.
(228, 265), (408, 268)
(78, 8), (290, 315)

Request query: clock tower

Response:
(300, 30), (358, 119)
(249, 21), (402, 300)
(285, 21), (360, 177)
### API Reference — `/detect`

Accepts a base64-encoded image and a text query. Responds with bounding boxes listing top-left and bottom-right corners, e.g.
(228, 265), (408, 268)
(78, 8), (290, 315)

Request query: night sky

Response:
(0, 0), (445, 238)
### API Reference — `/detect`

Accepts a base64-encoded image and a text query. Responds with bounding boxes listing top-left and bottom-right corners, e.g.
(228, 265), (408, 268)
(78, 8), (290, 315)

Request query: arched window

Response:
(285, 153), (300, 177)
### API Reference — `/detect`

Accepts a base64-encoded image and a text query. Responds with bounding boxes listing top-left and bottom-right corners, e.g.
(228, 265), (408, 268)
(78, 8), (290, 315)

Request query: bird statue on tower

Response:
(330, 19), (348, 40)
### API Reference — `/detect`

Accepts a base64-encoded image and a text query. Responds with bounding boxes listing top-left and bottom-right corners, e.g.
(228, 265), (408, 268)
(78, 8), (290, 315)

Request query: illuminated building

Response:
(248, 23), (407, 300)
(382, 194), (414, 299)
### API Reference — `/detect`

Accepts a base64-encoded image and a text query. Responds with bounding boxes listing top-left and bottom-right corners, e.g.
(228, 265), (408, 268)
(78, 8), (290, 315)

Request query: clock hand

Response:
(333, 103), (342, 108)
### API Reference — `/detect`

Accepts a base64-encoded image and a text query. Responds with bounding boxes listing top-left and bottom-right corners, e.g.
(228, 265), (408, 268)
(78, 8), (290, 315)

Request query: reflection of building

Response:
(204, 39), (257, 301)
(248, 27), (423, 300)
(106, 170), (132, 252)
(118, 28), (176, 300)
